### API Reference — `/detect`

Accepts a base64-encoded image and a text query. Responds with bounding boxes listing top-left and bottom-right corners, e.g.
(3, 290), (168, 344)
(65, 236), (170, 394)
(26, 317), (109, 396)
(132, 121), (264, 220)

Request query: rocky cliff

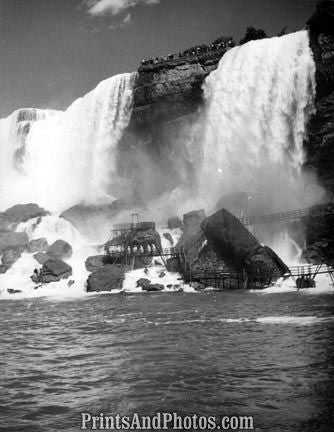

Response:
(306, 0), (334, 196)
(131, 54), (223, 126)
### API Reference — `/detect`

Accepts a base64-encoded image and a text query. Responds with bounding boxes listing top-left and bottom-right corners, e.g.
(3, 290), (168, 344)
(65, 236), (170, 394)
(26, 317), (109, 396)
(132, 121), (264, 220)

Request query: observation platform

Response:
(103, 203), (334, 288)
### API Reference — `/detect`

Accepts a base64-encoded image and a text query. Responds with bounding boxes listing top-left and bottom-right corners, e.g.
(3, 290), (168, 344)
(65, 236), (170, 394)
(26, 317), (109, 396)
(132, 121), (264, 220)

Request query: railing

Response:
(105, 247), (179, 258)
(182, 263), (334, 284)
(239, 203), (334, 226)
(112, 221), (156, 232)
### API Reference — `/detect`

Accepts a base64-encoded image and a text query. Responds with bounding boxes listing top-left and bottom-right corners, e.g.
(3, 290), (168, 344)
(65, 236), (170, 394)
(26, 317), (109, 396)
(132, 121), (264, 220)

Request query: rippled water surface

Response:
(1, 291), (334, 432)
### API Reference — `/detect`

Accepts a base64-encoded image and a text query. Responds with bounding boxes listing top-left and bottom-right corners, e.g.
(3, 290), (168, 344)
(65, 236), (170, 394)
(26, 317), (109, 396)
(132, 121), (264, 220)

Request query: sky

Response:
(0, 0), (317, 117)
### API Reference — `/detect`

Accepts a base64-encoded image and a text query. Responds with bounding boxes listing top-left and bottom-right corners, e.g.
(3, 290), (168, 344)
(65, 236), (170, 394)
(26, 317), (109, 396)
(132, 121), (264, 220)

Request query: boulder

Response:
(28, 238), (49, 253)
(0, 213), (16, 232)
(1, 248), (22, 267)
(60, 200), (127, 232)
(0, 265), (8, 274)
(46, 239), (72, 260)
(85, 255), (106, 272)
(167, 216), (182, 230)
(201, 208), (289, 275)
(177, 209), (206, 248)
(39, 258), (72, 283)
(7, 289), (22, 294)
(4, 203), (48, 223)
(163, 232), (174, 245)
(33, 252), (51, 265)
(143, 283), (164, 292)
(159, 271), (166, 278)
(86, 265), (126, 292)
(0, 232), (29, 254)
(136, 278), (151, 289)
(183, 209), (206, 233)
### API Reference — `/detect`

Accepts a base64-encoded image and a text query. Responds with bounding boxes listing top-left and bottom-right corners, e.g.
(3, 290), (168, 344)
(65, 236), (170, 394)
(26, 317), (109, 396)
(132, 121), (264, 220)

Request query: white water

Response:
(1, 31), (332, 298)
(200, 31), (318, 212)
(0, 73), (136, 212)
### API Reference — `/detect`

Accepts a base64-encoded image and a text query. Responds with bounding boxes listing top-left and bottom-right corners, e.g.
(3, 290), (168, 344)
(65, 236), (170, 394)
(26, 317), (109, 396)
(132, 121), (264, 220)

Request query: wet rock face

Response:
(86, 265), (126, 292)
(201, 208), (289, 274)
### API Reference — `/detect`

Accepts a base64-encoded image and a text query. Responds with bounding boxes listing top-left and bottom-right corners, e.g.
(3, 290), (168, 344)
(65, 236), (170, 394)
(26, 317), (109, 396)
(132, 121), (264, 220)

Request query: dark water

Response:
(1, 290), (334, 432)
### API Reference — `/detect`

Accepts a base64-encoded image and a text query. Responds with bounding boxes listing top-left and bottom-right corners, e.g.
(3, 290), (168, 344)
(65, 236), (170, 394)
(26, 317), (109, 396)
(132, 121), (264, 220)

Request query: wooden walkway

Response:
(182, 264), (334, 289)
(239, 203), (334, 226)
(104, 203), (334, 288)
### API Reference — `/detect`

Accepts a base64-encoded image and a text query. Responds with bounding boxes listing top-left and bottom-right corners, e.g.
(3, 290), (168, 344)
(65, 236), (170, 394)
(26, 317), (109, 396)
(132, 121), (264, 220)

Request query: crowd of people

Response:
(140, 38), (234, 67)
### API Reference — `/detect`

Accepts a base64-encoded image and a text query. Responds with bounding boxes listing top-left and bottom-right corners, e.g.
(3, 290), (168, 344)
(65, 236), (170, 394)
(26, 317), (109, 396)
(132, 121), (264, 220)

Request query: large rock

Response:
(177, 209), (206, 251)
(39, 259), (72, 283)
(0, 213), (16, 232)
(0, 232), (29, 254)
(1, 248), (22, 267)
(136, 278), (151, 289)
(29, 238), (49, 253)
(60, 200), (127, 232)
(46, 240), (72, 260)
(201, 209), (289, 274)
(85, 255), (106, 272)
(167, 216), (182, 230)
(143, 283), (164, 292)
(182, 210), (205, 240)
(86, 265), (126, 292)
(33, 252), (51, 265)
(0, 265), (8, 274)
(4, 203), (48, 224)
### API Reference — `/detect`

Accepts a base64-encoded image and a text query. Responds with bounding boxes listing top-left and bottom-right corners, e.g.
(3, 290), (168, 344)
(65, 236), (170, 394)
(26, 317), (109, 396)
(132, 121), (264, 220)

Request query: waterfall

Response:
(0, 73), (136, 212)
(199, 30), (317, 213)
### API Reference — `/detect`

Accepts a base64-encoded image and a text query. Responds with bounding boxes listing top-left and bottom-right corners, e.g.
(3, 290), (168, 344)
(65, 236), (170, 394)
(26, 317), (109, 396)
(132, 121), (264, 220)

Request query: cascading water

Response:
(0, 73), (137, 297)
(0, 73), (136, 212)
(0, 31), (330, 296)
(195, 30), (322, 267)
(200, 30), (317, 212)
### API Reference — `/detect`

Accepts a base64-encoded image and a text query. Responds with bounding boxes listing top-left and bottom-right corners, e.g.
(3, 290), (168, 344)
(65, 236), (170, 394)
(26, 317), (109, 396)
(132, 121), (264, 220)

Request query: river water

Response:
(1, 289), (334, 432)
